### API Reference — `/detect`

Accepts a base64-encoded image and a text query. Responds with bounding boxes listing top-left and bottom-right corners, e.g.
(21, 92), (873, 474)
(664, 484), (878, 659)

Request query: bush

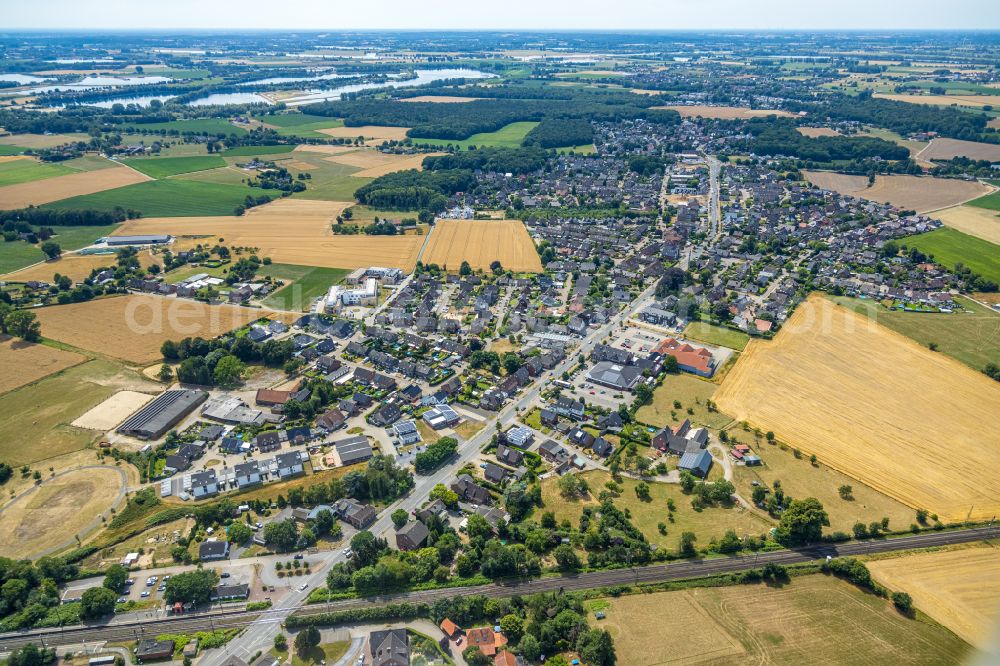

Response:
(891, 591), (913, 614)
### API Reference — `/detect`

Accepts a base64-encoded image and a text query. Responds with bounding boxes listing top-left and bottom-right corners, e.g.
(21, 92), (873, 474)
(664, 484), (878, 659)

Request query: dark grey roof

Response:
(117, 390), (207, 439)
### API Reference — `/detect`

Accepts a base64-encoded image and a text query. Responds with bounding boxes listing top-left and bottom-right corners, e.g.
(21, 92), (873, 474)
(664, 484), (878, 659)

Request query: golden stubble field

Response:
(653, 105), (795, 119)
(803, 170), (992, 213)
(868, 546), (1000, 649)
(34, 294), (299, 364)
(715, 296), (1000, 522)
(318, 125), (411, 142)
(797, 126), (841, 137)
(0, 466), (125, 559)
(933, 205), (1000, 245)
(0, 336), (86, 394)
(875, 92), (1000, 108)
(1, 250), (161, 283)
(322, 149), (444, 178)
(918, 137), (1000, 163)
(0, 164), (150, 209)
(111, 198), (425, 270)
(421, 219), (543, 273)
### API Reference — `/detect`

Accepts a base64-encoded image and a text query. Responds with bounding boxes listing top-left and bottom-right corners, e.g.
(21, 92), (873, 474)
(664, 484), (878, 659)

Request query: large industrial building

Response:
(117, 389), (207, 439)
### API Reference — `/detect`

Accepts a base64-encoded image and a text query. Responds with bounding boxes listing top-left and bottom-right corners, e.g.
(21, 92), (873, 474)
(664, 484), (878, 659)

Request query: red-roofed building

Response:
(654, 338), (717, 377)
(440, 618), (462, 640)
(466, 627), (508, 657)
(494, 651), (518, 666)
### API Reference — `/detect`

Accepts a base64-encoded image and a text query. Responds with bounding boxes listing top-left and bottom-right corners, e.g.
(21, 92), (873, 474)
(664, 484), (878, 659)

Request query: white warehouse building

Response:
(325, 278), (378, 311)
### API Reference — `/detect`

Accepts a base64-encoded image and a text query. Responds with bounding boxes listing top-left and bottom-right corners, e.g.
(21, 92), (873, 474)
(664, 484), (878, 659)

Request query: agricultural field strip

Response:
(420, 219), (543, 272)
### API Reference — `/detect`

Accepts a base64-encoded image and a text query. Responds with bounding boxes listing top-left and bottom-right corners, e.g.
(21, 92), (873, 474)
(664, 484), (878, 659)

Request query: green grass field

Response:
(42, 180), (269, 217)
(967, 189), (1000, 212)
(219, 145), (298, 157)
(904, 227), (1000, 285)
(0, 145), (27, 156)
(683, 322), (750, 351)
(123, 118), (247, 136)
(635, 372), (735, 431)
(0, 160), (75, 187)
(120, 155), (227, 179)
(0, 240), (48, 275)
(260, 264), (350, 311)
(412, 121), (539, 149)
(284, 157), (369, 201)
(830, 295), (1000, 371)
(256, 113), (344, 138)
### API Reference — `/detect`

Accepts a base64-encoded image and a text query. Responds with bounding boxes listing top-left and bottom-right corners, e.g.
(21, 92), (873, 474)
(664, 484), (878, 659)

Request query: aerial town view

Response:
(0, 2), (999, 665)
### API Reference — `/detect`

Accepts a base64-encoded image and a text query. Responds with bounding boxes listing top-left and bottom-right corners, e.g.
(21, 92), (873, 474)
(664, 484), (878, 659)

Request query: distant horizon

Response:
(5, 0), (999, 32)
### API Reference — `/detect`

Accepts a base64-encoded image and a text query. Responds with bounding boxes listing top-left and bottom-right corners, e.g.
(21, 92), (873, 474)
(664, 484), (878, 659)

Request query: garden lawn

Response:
(260, 264), (351, 311)
(121, 155), (227, 179)
(291, 642), (351, 666)
(829, 295), (1000, 371)
(683, 322), (750, 351)
(904, 227), (1000, 285)
(0, 160), (75, 187)
(42, 179), (273, 217)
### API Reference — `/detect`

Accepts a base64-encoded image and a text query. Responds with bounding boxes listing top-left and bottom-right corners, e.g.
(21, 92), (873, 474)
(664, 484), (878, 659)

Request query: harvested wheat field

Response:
(715, 296), (1000, 522)
(653, 105), (794, 119)
(400, 95), (477, 103)
(71, 390), (157, 430)
(918, 137), (1000, 163)
(0, 466), (125, 559)
(0, 133), (88, 149)
(1, 250), (161, 283)
(34, 294), (298, 364)
(112, 198), (424, 270)
(989, 118), (1000, 130)
(0, 164), (150, 209)
(0, 155), (31, 164)
(293, 144), (358, 155)
(868, 546), (1000, 649)
(933, 205), (1000, 245)
(318, 125), (411, 142)
(0, 336), (86, 394)
(803, 171), (992, 213)
(322, 150), (443, 177)
(797, 126), (841, 137)
(876, 92), (1000, 108)
(422, 219), (542, 273)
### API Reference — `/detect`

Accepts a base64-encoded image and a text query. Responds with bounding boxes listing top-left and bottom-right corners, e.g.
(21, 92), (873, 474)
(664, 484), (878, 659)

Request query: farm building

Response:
(116, 389), (207, 439)
(105, 234), (171, 246)
(678, 449), (713, 478)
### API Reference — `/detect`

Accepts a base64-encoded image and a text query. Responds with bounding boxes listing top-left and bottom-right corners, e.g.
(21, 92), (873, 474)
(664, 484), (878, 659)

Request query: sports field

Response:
(803, 171), (992, 213)
(412, 121), (539, 149)
(933, 204), (1000, 245)
(904, 227), (1000, 285)
(0, 337), (86, 395)
(42, 179), (269, 217)
(421, 219), (542, 272)
(653, 105), (795, 119)
(868, 546), (1000, 649)
(34, 294), (298, 364)
(830, 295), (1000, 371)
(120, 155), (227, 179)
(112, 199), (424, 270)
(715, 296), (1000, 522)
(597, 575), (971, 666)
(0, 164), (151, 209)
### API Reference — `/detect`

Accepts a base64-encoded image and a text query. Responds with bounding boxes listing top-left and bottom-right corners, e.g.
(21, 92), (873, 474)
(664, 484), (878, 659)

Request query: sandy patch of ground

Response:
(803, 171), (992, 213)
(71, 390), (157, 430)
(34, 294), (299, 365)
(933, 204), (1000, 245)
(1, 250), (161, 283)
(918, 137), (1000, 163)
(653, 105), (795, 119)
(0, 466), (125, 558)
(714, 296), (1000, 522)
(422, 219), (543, 273)
(868, 546), (1000, 649)
(0, 336), (86, 394)
(0, 164), (151, 209)
(399, 95), (477, 103)
(112, 198), (423, 271)
(797, 127), (841, 137)
(318, 125), (411, 142)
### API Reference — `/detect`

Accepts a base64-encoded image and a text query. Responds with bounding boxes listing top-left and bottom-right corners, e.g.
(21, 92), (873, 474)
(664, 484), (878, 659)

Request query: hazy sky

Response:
(5, 0), (999, 31)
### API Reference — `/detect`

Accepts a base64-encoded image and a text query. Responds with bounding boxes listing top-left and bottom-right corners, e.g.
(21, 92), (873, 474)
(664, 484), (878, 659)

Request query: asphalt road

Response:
(1, 526), (994, 654)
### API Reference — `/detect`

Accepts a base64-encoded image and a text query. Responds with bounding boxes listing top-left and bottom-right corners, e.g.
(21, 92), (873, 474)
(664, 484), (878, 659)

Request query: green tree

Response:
(80, 586), (117, 618)
(157, 364), (174, 382)
(679, 531), (697, 557)
(775, 497), (829, 546)
(294, 625), (320, 654)
(518, 634), (541, 662)
(350, 530), (385, 568)
(213, 354), (246, 387)
(459, 261), (472, 276)
(164, 569), (218, 605)
(5, 310), (41, 342)
(391, 508), (409, 529)
(228, 521), (253, 545)
(462, 646), (490, 666)
(263, 519), (299, 552)
(499, 613), (524, 643)
(576, 628), (616, 666)
(102, 564), (128, 593)
(429, 483), (459, 508)
(40, 241), (61, 259)
(891, 591), (913, 614)
(554, 544), (581, 571)
(274, 634), (287, 651)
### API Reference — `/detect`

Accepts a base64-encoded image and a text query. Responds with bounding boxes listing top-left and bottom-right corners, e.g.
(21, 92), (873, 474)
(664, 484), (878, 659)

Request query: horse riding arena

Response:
(422, 219), (543, 272)
(803, 171), (992, 213)
(868, 546), (1000, 649)
(111, 198), (424, 270)
(715, 296), (1000, 522)
(34, 294), (298, 364)
(71, 390), (157, 430)
(0, 336), (86, 394)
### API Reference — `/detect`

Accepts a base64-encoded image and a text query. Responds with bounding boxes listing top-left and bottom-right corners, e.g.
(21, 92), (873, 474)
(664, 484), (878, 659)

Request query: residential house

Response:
(395, 520), (430, 551)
